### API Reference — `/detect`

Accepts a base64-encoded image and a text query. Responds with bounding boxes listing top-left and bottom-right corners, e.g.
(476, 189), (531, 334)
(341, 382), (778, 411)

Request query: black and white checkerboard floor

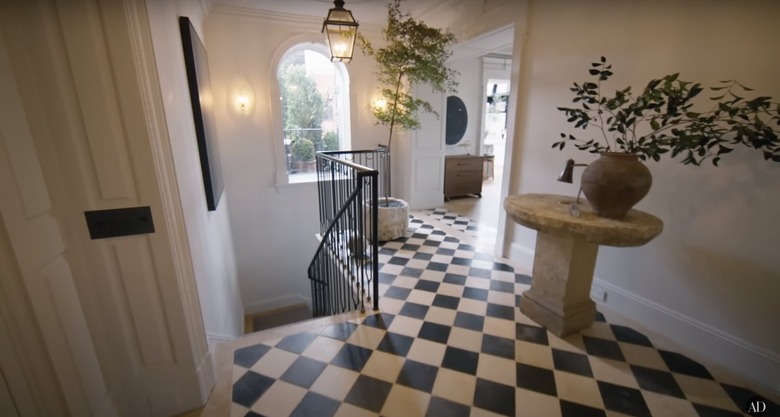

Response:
(421, 208), (480, 236)
(227, 216), (774, 417)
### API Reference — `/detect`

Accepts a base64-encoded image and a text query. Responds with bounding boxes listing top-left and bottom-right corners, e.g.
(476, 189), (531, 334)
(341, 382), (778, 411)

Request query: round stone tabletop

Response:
(504, 193), (663, 247)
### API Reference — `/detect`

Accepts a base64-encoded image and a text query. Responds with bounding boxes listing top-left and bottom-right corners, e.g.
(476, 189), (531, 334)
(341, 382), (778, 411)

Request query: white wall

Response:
(507, 0), (780, 392)
(146, 1), (244, 346)
(204, 11), (386, 313)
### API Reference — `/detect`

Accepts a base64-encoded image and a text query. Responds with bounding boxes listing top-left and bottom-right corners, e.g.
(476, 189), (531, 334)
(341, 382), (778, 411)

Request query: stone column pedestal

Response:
(505, 193), (663, 337)
(519, 233), (598, 336)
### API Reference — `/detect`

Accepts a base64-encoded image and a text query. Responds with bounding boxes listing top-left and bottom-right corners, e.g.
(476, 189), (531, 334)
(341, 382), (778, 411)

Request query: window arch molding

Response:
(269, 34), (352, 186)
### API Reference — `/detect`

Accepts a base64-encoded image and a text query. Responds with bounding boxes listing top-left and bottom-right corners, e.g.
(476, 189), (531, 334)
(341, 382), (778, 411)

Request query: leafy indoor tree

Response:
(358, 0), (458, 202)
(280, 64), (324, 147)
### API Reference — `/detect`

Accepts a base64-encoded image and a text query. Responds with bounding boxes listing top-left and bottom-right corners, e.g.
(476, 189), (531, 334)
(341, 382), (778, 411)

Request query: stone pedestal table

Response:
(504, 193), (663, 337)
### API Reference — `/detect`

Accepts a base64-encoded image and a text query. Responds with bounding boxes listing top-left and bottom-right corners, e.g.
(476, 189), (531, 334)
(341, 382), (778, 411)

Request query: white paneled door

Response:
(0, 0), (209, 416)
(407, 85), (446, 209)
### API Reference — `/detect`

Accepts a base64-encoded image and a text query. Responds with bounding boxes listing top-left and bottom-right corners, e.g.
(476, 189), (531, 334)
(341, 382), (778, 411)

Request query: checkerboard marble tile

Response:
(229, 215), (775, 417)
(420, 208), (479, 236)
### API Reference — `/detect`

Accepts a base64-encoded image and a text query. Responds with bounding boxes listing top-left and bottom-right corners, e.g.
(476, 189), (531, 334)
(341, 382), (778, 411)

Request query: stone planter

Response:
(581, 152), (652, 219)
(367, 197), (408, 242)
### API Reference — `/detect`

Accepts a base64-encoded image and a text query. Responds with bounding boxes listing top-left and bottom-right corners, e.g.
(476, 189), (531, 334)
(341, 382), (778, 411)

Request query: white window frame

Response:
(270, 35), (352, 187)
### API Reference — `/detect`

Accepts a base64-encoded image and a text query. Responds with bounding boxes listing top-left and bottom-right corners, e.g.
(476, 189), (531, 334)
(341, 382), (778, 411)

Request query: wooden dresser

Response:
(444, 155), (484, 200)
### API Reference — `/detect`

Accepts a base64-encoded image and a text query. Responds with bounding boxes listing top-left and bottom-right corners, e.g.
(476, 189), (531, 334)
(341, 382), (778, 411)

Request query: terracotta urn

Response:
(580, 152), (652, 219)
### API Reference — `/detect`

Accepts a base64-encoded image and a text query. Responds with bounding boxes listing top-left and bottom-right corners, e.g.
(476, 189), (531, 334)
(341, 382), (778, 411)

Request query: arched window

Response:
(276, 43), (350, 184)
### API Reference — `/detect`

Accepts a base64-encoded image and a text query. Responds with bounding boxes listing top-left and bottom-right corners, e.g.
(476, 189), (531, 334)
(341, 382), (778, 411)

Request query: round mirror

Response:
(445, 95), (468, 145)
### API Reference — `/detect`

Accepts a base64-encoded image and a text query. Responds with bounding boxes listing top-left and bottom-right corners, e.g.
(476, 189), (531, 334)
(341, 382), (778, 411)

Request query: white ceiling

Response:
(209, 0), (515, 59)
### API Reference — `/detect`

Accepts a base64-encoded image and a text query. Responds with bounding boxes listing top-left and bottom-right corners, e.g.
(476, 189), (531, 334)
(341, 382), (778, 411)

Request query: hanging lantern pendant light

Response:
(322, 0), (359, 63)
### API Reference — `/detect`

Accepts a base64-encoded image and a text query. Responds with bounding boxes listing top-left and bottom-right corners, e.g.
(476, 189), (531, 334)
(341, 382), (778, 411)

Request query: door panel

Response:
(408, 85), (446, 209)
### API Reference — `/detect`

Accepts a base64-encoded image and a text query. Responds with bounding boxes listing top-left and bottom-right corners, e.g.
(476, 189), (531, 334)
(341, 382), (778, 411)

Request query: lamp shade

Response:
(558, 159), (576, 183)
(322, 0), (359, 63)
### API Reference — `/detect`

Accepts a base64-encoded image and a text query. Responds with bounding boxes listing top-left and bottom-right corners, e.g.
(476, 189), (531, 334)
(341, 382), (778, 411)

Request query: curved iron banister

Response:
(308, 150), (380, 317)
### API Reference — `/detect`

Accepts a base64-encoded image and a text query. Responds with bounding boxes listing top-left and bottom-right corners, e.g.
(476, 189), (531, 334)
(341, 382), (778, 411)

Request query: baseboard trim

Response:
(244, 294), (312, 316)
(507, 242), (780, 396)
(591, 278), (780, 396)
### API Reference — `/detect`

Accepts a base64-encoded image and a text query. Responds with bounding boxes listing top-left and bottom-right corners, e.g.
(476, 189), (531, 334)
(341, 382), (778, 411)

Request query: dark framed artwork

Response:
(179, 16), (223, 211)
(445, 95), (468, 145)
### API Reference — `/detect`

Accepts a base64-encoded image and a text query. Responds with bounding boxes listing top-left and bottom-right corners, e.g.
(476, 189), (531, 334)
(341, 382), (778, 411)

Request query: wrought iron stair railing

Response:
(308, 150), (385, 317)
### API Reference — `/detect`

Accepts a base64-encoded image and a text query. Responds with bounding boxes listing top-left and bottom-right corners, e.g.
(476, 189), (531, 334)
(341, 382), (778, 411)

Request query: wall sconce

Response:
(372, 97), (387, 111)
(322, 0), (359, 63)
(228, 77), (255, 117)
(558, 158), (587, 203)
(235, 92), (251, 114)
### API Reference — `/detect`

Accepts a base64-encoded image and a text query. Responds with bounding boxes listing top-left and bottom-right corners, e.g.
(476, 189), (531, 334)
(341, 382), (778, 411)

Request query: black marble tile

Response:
(481, 334), (515, 360)
(422, 239), (442, 247)
(552, 348), (593, 378)
(610, 324), (653, 347)
(320, 322), (358, 341)
(388, 256), (410, 266)
(453, 312), (485, 332)
(442, 346), (479, 375)
(418, 321), (452, 344)
(234, 344), (271, 368)
(280, 356), (327, 388)
(411, 233), (428, 239)
(515, 274), (532, 285)
(659, 350), (713, 379)
(432, 294), (460, 310)
(457, 243), (476, 251)
(415, 279), (441, 293)
(244, 412), (265, 417)
(582, 336), (625, 361)
(362, 313), (394, 330)
(290, 392), (340, 417)
(462, 287), (489, 301)
(468, 267), (492, 278)
(413, 252), (434, 261)
(232, 371), (274, 407)
(630, 365), (685, 399)
(597, 381), (651, 417)
(451, 257), (472, 266)
(443, 273), (467, 286)
(399, 302), (430, 319)
(474, 378), (515, 417)
(516, 323), (549, 346)
(436, 247), (456, 256)
(384, 286), (411, 300)
(426, 396), (471, 417)
(489, 280), (515, 293)
(344, 375), (393, 412)
(492, 262), (515, 272)
(426, 261), (449, 271)
(378, 272), (396, 284)
(692, 403), (746, 417)
(376, 331), (415, 357)
(443, 237), (459, 243)
(401, 243), (421, 251)
(486, 303), (515, 320)
(516, 363), (557, 396)
(721, 383), (776, 412)
(330, 343), (373, 372)
(276, 332), (317, 354)
(560, 400), (607, 417)
(595, 311), (607, 322)
(379, 247), (397, 255)
(396, 359), (439, 393)
(401, 266), (424, 278)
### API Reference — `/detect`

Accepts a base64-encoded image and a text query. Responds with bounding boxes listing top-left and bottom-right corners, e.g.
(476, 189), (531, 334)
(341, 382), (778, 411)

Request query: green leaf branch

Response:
(553, 57), (780, 165)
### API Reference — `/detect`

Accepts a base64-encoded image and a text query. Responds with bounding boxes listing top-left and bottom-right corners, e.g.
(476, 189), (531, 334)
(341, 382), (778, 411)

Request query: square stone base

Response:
(519, 291), (596, 337)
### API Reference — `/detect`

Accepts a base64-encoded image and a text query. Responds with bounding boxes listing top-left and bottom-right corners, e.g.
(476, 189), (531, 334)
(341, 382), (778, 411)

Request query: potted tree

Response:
(291, 138), (316, 172)
(554, 57), (780, 219)
(358, 0), (458, 240)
